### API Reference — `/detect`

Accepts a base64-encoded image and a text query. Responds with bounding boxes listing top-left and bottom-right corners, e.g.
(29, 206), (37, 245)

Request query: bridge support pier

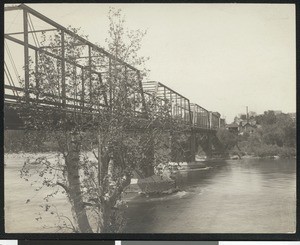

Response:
(139, 131), (155, 178)
(189, 132), (196, 162)
(170, 131), (194, 163)
(194, 132), (226, 159)
(205, 135), (213, 158)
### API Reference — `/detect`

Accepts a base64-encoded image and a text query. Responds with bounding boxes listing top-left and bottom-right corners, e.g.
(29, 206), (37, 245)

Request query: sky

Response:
(4, 3), (296, 122)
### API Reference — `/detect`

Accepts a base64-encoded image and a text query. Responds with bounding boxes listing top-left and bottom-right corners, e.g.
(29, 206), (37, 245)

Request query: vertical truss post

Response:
(175, 94), (178, 117)
(81, 68), (85, 110)
(170, 92), (173, 117)
(137, 70), (147, 118)
(153, 82), (159, 112)
(23, 9), (29, 101)
(73, 65), (77, 109)
(203, 110), (205, 128)
(189, 131), (196, 162)
(35, 50), (39, 99)
(200, 108), (202, 127)
(184, 100), (187, 123)
(180, 97), (183, 119)
(188, 101), (193, 127)
(109, 57), (112, 111)
(173, 94), (175, 116)
(61, 31), (66, 107)
(164, 87), (167, 118)
(203, 110), (206, 128)
(192, 104), (196, 126)
(202, 109), (204, 126)
(98, 73), (108, 107)
(88, 45), (92, 104)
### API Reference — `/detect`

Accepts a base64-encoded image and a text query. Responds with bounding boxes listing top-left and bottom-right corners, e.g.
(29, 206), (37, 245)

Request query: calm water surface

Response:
(124, 158), (296, 233)
(5, 155), (296, 233)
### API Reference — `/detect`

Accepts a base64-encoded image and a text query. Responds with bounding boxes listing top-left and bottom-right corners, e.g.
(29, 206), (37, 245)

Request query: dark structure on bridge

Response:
(4, 4), (225, 169)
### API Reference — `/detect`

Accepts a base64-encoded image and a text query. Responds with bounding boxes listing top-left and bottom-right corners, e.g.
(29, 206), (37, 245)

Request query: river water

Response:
(124, 158), (296, 233)
(4, 155), (296, 233)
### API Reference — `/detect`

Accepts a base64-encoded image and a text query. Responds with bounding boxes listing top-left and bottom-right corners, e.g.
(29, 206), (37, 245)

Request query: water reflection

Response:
(124, 158), (296, 233)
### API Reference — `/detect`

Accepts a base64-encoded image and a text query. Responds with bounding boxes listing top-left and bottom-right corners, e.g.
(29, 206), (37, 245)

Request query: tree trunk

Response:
(100, 201), (112, 232)
(65, 133), (93, 233)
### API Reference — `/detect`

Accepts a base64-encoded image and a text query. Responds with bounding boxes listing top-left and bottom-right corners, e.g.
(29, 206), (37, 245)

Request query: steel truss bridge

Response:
(4, 4), (226, 164)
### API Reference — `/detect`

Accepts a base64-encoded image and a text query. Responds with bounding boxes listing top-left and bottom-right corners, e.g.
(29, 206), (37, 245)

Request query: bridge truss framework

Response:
(4, 4), (225, 162)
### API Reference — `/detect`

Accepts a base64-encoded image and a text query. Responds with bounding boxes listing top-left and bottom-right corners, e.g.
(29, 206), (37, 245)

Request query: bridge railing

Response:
(142, 81), (191, 125)
(190, 103), (210, 129)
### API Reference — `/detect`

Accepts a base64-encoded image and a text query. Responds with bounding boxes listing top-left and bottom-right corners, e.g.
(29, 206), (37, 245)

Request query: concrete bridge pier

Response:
(139, 132), (155, 178)
(189, 132), (197, 162)
(170, 131), (194, 163)
(195, 133), (213, 159)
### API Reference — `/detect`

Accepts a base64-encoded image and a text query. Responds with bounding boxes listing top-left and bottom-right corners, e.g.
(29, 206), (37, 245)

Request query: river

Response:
(4, 155), (296, 233)
(124, 158), (296, 233)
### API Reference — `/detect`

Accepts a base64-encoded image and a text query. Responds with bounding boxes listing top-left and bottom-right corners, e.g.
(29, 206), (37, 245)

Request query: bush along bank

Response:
(237, 141), (296, 159)
(218, 111), (296, 159)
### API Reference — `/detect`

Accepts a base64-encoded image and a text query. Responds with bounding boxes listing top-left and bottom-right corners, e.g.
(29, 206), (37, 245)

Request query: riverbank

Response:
(227, 142), (296, 160)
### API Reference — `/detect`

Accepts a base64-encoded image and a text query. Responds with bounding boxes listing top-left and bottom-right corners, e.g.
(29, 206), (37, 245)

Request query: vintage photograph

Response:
(4, 3), (296, 233)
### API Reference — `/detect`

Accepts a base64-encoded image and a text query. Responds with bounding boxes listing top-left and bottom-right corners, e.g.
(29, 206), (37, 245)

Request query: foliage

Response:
(255, 111), (296, 148)
(105, 7), (149, 77)
(14, 7), (187, 233)
(216, 128), (238, 151)
(236, 110), (296, 158)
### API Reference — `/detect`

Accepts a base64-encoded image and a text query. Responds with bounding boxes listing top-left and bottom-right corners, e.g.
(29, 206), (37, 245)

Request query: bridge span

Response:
(4, 4), (226, 167)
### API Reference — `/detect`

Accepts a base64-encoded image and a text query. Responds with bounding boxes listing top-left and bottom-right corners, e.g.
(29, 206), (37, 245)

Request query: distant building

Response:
(239, 120), (257, 134)
(239, 114), (247, 120)
(226, 122), (239, 134)
(219, 118), (226, 128)
(234, 116), (242, 125)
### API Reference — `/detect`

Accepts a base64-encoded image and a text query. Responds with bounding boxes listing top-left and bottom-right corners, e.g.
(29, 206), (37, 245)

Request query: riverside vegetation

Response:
(217, 110), (296, 159)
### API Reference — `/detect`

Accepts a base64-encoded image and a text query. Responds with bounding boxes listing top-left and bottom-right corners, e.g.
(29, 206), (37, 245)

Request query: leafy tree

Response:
(256, 110), (276, 125)
(236, 111), (296, 157)
(256, 112), (295, 148)
(18, 8), (180, 233)
(216, 128), (238, 151)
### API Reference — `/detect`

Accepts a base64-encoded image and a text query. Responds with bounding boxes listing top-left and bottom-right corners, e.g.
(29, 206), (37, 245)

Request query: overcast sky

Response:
(5, 3), (296, 122)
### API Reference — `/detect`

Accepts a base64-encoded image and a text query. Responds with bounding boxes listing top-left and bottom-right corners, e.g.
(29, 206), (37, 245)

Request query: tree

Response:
(236, 111), (296, 157)
(216, 128), (238, 151)
(19, 8), (174, 233)
(256, 110), (276, 125)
